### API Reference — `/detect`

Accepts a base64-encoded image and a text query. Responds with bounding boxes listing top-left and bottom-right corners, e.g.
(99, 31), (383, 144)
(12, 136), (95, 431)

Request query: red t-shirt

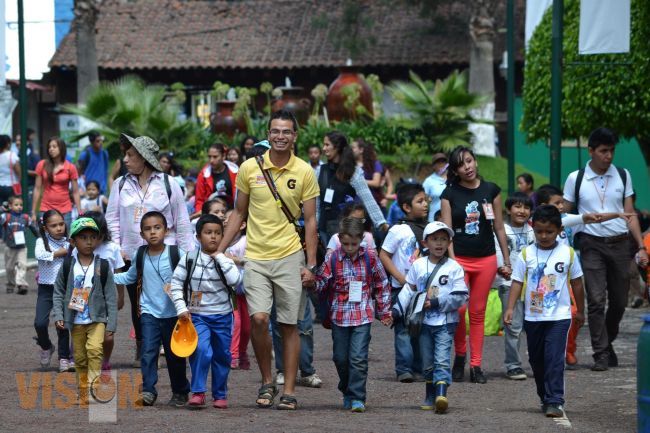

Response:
(35, 160), (78, 213)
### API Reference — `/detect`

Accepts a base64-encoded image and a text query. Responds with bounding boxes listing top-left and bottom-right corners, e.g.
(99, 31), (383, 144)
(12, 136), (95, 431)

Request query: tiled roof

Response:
(50, 0), (523, 70)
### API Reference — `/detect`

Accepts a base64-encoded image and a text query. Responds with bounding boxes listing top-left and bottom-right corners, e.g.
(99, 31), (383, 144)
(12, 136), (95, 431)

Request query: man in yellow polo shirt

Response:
(218, 110), (319, 410)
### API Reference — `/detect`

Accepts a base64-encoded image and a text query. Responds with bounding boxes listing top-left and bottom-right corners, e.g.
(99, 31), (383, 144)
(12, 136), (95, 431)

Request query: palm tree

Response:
(64, 76), (213, 159)
(388, 70), (489, 152)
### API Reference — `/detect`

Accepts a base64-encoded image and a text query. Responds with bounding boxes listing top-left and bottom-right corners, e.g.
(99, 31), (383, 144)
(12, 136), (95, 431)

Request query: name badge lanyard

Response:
(535, 243), (558, 289)
(592, 176), (609, 210)
(147, 247), (169, 284)
(512, 226), (530, 251)
(344, 253), (365, 303)
(132, 176), (152, 220)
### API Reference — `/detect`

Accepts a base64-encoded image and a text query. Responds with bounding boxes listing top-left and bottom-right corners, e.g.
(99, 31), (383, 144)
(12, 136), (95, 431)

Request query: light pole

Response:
(506, 0), (515, 195)
(550, 0), (563, 187)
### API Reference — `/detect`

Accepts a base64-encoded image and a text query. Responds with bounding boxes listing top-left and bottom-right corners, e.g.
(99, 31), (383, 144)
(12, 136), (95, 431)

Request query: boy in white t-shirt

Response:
(379, 183), (429, 382)
(393, 222), (468, 413)
(504, 205), (585, 419)
(494, 192), (535, 380)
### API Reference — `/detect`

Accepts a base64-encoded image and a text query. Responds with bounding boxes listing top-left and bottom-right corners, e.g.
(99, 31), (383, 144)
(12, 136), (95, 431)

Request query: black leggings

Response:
(34, 284), (71, 359)
(123, 260), (141, 342)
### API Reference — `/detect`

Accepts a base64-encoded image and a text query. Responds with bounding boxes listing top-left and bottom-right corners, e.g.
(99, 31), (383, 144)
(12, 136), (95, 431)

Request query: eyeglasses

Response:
(268, 129), (295, 137)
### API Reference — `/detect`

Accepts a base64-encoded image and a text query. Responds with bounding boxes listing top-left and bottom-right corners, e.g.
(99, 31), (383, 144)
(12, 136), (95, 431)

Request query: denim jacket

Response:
(52, 256), (118, 332)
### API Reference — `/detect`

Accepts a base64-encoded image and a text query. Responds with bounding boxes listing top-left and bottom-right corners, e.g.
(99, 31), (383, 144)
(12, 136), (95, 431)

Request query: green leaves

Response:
(63, 76), (214, 160)
(388, 70), (489, 152)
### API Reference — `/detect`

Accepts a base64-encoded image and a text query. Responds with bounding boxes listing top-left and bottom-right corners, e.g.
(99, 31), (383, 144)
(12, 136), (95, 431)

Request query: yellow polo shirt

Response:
(237, 152), (320, 260)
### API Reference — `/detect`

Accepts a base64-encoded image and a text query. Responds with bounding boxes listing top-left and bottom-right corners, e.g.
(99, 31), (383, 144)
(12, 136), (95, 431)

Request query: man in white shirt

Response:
(563, 127), (649, 371)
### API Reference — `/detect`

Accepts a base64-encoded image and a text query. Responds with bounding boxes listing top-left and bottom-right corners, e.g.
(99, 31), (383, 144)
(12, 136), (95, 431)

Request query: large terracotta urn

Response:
(271, 87), (312, 125)
(210, 101), (246, 138)
(326, 66), (373, 121)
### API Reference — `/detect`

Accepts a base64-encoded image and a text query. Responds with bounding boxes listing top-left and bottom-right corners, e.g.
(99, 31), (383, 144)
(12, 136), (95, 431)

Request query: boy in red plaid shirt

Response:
(315, 217), (392, 413)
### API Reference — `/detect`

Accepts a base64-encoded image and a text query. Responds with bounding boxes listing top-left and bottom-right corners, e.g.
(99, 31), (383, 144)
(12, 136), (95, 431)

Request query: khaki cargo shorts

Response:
(243, 250), (307, 325)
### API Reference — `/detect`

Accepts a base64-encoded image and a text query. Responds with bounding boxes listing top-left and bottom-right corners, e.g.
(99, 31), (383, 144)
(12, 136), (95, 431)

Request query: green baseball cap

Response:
(70, 217), (99, 237)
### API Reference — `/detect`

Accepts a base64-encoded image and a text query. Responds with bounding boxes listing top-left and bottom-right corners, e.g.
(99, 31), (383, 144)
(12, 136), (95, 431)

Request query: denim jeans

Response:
(420, 323), (457, 385)
(392, 289), (422, 376)
(34, 283), (71, 360)
(190, 313), (232, 399)
(272, 301), (315, 376)
(498, 285), (524, 372)
(524, 319), (571, 405)
(140, 314), (189, 396)
(331, 323), (371, 402)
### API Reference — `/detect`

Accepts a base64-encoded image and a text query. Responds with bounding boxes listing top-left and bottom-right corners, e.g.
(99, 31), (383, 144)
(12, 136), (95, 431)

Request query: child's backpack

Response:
(181, 250), (237, 311)
(61, 256), (109, 291)
(133, 245), (181, 316)
(402, 256), (447, 338)
(319, 248), (372, 329)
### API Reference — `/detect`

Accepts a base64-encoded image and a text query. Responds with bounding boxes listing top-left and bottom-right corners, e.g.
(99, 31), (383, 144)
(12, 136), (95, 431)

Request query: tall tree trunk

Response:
(467, 1), (497, 156)
(75, 0), (100, 104)
(636, 136), (650, 181)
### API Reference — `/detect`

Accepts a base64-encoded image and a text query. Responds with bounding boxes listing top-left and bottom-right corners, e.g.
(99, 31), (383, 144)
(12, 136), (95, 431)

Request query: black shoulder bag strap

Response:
(212, 256), (237, 311)
(182, 250), (197, 305)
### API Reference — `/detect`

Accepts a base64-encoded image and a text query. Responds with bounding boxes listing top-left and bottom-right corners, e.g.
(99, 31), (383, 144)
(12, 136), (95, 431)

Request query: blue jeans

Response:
(190, 313), (232, 399)
(34, 284), (71, 360)
(419, 323), (457, 385)
(498, 285), (524, 372)
(524, 319), (571, 405)
(272, 301), (315, 376)
(392, 289), (422, 376)
(331, 323), (371, 402)
(140, 313), (189, 396)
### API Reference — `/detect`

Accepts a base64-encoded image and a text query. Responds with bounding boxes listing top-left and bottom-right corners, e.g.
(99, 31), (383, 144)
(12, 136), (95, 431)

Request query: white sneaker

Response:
(67, 359), (75, 372)
(299, 373), (323, 388)
(275, 372), (285, 385)
(40, 346), (55, 369)
(59, 359), (70, 373)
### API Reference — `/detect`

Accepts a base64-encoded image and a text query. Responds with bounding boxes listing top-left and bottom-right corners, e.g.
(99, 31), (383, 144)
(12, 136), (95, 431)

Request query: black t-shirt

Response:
(318, 162), (356, 231)
(440, 180), (501, 257)
(212, 166), (233, 207)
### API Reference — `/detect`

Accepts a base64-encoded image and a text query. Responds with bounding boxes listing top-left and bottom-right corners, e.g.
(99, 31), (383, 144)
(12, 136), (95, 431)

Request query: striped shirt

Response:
(170, 250), (241, 316)
(316, 247), (391, 327)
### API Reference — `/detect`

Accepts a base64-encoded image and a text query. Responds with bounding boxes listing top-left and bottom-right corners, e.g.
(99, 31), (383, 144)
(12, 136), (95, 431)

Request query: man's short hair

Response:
(209, 143), (226, 155)
(268, 109), (298, 132)
(588, 127), (618, 149)
(88, 131), (101, 144)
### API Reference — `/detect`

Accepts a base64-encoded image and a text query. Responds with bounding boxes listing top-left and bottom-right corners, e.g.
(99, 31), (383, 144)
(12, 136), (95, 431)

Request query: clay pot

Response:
(210, 101), (246, 138)
(271, 87), (312, 125)
(326, 66), (373, 122)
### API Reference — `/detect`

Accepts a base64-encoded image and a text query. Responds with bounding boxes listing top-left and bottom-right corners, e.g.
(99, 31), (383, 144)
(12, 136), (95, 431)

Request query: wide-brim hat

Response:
(120, 133), (163, 172)
(432, 152), (448, 164)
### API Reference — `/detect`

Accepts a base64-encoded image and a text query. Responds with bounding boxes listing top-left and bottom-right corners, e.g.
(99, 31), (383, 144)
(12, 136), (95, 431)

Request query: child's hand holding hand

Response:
(54, 248), (68, 258)
(55, 320), (65, 330)
(574, 311), (585, 327)
(178, 312), (191, 322)
(503, 309), (513, 326)
(583, 213), (601, 224)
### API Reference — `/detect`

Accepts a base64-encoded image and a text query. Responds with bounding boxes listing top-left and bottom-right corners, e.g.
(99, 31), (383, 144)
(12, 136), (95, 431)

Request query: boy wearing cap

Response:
(53, 217), (117, 403)
(393, 222), (468, 413)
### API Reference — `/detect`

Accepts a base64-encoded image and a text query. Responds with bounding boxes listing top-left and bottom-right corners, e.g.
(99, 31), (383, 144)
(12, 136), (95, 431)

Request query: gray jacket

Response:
(53, 256), (118, 333)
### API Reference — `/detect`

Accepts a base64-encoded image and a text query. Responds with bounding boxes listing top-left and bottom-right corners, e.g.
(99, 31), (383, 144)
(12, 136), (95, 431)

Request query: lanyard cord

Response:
(535, 243), (558, 269)
(592, 176), (609, 209)
(147, 247), (167, 284)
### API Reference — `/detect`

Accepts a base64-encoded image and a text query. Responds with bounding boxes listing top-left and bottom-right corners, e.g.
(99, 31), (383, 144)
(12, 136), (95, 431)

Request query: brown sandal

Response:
(277, 394), (297, 410)
(256, 383), (278, 408)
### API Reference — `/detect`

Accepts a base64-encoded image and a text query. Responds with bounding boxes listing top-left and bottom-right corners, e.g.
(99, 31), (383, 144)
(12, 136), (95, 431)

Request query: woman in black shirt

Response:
(440, 146), (510, 384)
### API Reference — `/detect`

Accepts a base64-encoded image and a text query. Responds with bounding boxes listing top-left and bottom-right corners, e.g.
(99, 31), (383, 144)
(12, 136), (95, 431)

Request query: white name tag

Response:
(13, 230), (25, 246)
(349, 280), (363, 303)
(324, 188), (334, 204)
(482, 202), (495, 220)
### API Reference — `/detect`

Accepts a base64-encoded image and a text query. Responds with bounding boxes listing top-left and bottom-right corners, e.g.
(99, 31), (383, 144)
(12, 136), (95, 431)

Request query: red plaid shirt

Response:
(315, 247), (391, 327)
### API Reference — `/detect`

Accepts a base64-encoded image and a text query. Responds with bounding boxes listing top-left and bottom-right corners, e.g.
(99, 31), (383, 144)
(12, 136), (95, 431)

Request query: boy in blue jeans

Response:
(114, 211), (190, 407)
(393, 222), (468, 413)
(380, 183), (429, 382)
(505, 205), (585, 418)
(171, 214), (241, 409)
(316, 217), (392, 413)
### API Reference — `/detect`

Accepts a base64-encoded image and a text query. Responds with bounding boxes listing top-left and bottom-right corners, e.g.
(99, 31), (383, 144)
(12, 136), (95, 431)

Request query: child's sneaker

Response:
(39, 345), (55, 369)
(239, 356), (251, 370)
(299, 373), (323, 388)
(16, 286), (28, 295)
(230, 358), (240, 370)
(545, 404), (564, 418)
(168, 393), (188, 408)
(137, 392), (156, 407)
(187, 392), (206, 409)
(6, 286), (14, 294)
(343, 396), (352, 410)
(506, 367), (527, 380)
(67, 359), (75, 372)
(213, 399), (228, 409)
(59, 358), (70, 373)
(275, 372), (285, 385)
(350, 400), (366, 413)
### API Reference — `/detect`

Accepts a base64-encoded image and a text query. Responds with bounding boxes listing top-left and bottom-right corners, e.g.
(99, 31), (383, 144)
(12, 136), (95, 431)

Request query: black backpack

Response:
(133, 245), (181, 316)
(118, 173), (173, 200)
(61, 256), (109, 291)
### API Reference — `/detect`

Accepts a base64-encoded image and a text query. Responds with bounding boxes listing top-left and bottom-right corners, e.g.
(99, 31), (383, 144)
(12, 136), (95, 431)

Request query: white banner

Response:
(525, 0), (553, 48)
(579, 0), (630, 54)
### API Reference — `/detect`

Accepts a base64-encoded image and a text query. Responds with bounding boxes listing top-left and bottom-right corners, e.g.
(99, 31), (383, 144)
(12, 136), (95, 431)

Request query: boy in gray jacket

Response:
(54, 217), (117, 403)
